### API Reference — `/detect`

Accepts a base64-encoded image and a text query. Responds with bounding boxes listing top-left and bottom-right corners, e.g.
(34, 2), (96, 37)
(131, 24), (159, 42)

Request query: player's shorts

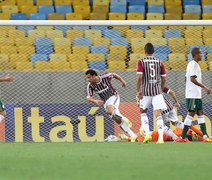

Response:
(186, 98), (203, 112)
(162, 109), (178, 123)
(0, 100), (5, 112)
(139, 94), (167, 111)
(104, 95), (120, 110)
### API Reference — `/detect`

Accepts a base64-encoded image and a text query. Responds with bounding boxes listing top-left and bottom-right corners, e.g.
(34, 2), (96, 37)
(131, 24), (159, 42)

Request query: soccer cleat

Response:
(143, 135), (152, 143)
(156, 140), (164, 144)
(203, 138), (212, 143)
(130, 136), (137, 142)
(124, 119), (132, 128)
(118, 133), (128, 140)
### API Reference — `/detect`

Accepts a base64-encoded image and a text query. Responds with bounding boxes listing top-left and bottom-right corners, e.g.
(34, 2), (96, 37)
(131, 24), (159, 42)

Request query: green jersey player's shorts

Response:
(0, 100), (5, 112)
(186, 98), (203, 112)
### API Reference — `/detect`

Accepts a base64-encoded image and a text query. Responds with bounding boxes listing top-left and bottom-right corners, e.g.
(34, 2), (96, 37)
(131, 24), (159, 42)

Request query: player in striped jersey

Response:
(85, 69), (137, 141)
(136, 43), (167, 144)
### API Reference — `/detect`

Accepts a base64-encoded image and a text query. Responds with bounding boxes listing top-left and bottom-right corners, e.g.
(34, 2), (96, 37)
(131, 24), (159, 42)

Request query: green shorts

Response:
(186, 98), (203, 112)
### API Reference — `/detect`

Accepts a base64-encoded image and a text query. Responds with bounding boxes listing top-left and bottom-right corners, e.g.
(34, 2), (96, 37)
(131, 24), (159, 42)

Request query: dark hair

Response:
(144, 43), (154, 54)
(191, 47), (201, 58)
(85, 69), (98, 76)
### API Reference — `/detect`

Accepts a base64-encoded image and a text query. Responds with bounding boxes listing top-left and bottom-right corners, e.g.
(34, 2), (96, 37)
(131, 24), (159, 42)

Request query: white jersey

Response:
(185, 60), (202, 99)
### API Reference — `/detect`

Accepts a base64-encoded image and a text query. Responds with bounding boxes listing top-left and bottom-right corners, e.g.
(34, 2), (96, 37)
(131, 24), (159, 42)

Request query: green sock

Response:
(200, 123), (208, 137)
(181, 125), (190, 139)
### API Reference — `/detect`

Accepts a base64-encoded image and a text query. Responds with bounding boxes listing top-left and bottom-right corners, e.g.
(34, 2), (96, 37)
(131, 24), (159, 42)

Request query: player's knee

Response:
(106, 105), (115, 115)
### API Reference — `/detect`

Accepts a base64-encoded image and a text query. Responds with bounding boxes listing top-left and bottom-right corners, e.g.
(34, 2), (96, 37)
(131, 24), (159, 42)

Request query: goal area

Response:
(0, 20), (211, 142)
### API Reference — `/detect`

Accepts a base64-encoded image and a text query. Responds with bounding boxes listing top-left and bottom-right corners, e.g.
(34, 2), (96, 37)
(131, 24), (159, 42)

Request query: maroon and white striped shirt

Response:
(162, 87), (174, 115)
(86, 72), (117, 102)
(137, 56), (166, 96)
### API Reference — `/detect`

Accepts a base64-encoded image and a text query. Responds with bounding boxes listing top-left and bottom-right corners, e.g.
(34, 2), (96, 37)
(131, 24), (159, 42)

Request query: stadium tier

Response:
(0, 25), (212, 71)
(0, 0), (211, 20)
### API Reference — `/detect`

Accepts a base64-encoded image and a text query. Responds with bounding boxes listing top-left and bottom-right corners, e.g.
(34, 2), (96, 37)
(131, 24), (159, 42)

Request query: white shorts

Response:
(139, 94), (167, 111)
(162, 109), (178, 123)
(104, 95), (120, 110)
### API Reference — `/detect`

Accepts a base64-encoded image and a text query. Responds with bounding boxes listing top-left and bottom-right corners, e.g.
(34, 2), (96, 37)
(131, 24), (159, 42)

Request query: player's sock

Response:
(163, 126), (178, 140)
(157, 116), (163, 141)
(182, 115), (192, 138)
(198, 116), (209, 137)
(175, 121), (184, 129)
(120, 122), (136, 138)
(141, 113), (150, 135)
(190, 125), (203, 137)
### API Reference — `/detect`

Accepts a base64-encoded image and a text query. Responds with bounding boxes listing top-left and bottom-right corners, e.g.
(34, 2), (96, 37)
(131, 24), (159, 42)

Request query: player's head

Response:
(85, 69), (98, 83)
(191, 47), (202, 61)
(144, 43), (154, 55)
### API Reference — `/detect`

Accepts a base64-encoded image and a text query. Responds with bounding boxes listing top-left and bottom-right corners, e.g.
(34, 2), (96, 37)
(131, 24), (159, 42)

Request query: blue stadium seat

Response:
(131, 25), (149, 31)
(203, 5), (212, 13)
(89, 61), (106, 71)
(183, 0), (200, 6)
(164, 30), (182, 38)
(110, 5), (127, 13)
(74, 37), (91, 46)
(128, 5), (146, 14)
(36, 46), (53, 55)
(155, 46), (170, 54)
(91, 46), (108, 56)
(72, 26), (90, 30)
(111, 38), (128, 47)
(54, 25), (73, 36)
(35, 38), (53, 46)
(11, 13), (27, 20)
(155, 53), (169, 61)
(184, 5), (201, 14)
(55, 5), (73, 14)
(111, 0), (127, 6)
(127, 0), (146, 6)
(208, 46), (212, 53)
(17, 26), (36, 36)
(189, 45), (207, 55)
(38, 5), (54, 16)
(91, 26), (108, 30)
(30, 54), (49, 67)
(30, 13), (47, 20)
(103, 29), (121, 38)
(148, 5), (165, 13)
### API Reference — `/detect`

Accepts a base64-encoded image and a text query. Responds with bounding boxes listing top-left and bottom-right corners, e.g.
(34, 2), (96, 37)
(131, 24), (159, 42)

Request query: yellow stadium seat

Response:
(8, 30), (25, 38)
(202, 0), (212, 5)
(109, 46), (127, 57)
(51, 61), (70, 70)
(28, 30), (46, 39)
(1, 5), (18, 14)
(0, 38), (14, 45)
(165, 13), (182, 20)
(54, 0), (73, 6)
(145, 30), (163, 38)
(149, 26), (167, 30)
(186, 26), (204, 30)
(185, 38), (203, 46)
(163, 61), (170, 70)
(112, 26), (130, 36)
(149, 38), (167, 46)
(36, 0), (53, 5)
(132, 45), (146, 54)
(127, 13), (144, 20)
(74, 5), (90, 19)
(48, 13), (65, 20)
(85, 30), (102, 40)
(70, 61), (88, 70)
(198, 61), (208, 71)
(66, 13), (83, 20)
(168, 38), (185, 47)
(93, 0), (109, 6)
(89, 12), (107, 20)
(128, 53), (145, 70)
(72, 46), (89, 55)
(0, 54), (9, 62)
(0, 26), (16, 31)
(171, 46), (187, 54)
(165, 0), (181, 6)
(131, 38), (149, 48)
(0, 30), (7, 37)
(148, 0), (164, 5)
(87, 53), (105, 62)
(184, 29), (202, 39)
(204, 38), (212, 46)
(169, 60), (187, 70)
(18, 45), (35, 57)
(0, 54), (13, 70)
(165, 6), (182, 13)
(50, 54), (67, 62)
(92, 5), (109, 13)
(16, 62), (33, 71)
(36, 26), (54, 30)
(53, 38), (71, 46)
(54, 46), (71, 55)
(73, 0), (89, 6)
(183, 13), (200, 20)
(68, 54), (87, 62)
(209, 61), (212, 70)
(202, 13), (212, 20)
(126, 30), (144, 42)
(107, 54), (126, 61)
(146, 13), (163, 20)
(9, 54), (29, 68)
(15, 38), (34, 46)
(46, 30), (64, 39)
(109, 13), (126, 20)
(0, 13), (10, 20)
(108, 61), (126, 70)
(21, 5), (37, 16)
(17, 0), (34, 10)
(93, 37), (110, 47)
(0, 0), (16, 6)
(66, 29), (83, 42)
(169, 53), (186, 61)
(35, 62), (52, 71)
(203, 30), (212, 40)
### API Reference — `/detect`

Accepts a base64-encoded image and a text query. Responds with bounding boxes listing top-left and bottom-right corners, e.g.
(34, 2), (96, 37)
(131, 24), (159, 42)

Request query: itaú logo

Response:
(14, 107), (105, 142)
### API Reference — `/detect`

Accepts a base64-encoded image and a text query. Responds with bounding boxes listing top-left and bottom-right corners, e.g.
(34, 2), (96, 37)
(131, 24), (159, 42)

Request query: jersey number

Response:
(149, 63), (155, 78)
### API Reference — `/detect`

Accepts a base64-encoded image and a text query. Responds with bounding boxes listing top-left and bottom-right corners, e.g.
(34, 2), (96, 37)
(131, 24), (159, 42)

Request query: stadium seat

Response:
(103, 29), (121, 38)
(36, 0), (53, 5)
(46, 30), (64, 38)
(36, 46), (53, 55)
(17, 0), (34, 10)
(164, 30), (181, 38)
(35, 37), (52, 46)
(92, 5), (109, 14)
(208, 46), (212, 53)
(1, 5), (18, 14)
(48, 13), (65, 20)
(66, 29), (83, 42)
(184, 5), (201, 14)
(88, 61), (106, 71)
(183, 0), (200, 5)
(202, 5), (212, 13)
(1, 46), (17, 55)
(38, 5), (55, 18)
(108, 61), (126, 70)
(155, 53), (169, 61)
(74, 37), (91, 46)
(0, 13), (10, 20)
(68, 54), (87, 62)
(0, 38), (15, 45)
(53, 38), (71, 46)
(54, 25), (72, 34)
(30, 54), (49, 67)
(8, 30), (25, 38)
(202, 0), (212, 5)
(85, 30), (102, 40)
(184, 29), (202, 38)
(128, 0), (146, 6)
(93, 37), (110, 47)
(110, 5), (127, 13)
(17, 25), (35, 36)
(183, 13), (200, 20)
(54, 0), (72, 6)
(34, 61), (52, 71)
(74, 5), (90, 19)
(72, 46), (90, 55)
(111, 37), (128, 47)
(165, 6), (183, 13)
(90, 26), (108, 31)
(155, 45), (170, 54)
(50, 54), (67, 62)
(126, 29), (144, 42)
(146, 30), (163, 38)
(30, 13), (47, 20)
(11, 13), (27, 20)
(18, 45), (35, 57)
(66, 13), (83, 20)
(72, 25), (90, 30)
(149, 38), (167, 46)
(21, 6), (38, 16)
(128, 5), (145, 14)
(148, 5), (165, 13)
(87, 53), (105, 61)
(146, 13), (163, 20)
(207, 53), (212, 61)
(165, 0), (182, 6)
(185, 38), (203, 46)
(112, 26), (130, 36)
(109, 13), (126, 20)
(111, 0), (127, 6)
(90, 46), (108, 56)
(169, 60), (187, 70)
(89, 13), (107, 20)
(54, 45), (71, 55)
(202, 13), (212, 19)
(127, 12), (144, 20)
(93, 0), (110, 6)
(131, 38), (149, 48)
(169, 38), (186, 47)
(0, 30), (7, 38)
(70, 61), (88, 70)
(204, 38), (212, 46)
(55, 5), (73, 14)
(165, 13), (182, 20)
(128, 53), (145, 70)
(73, 0), (89, 6)
(9, 54), (29, 68)
(16, 62), (33, 71)
(169, 53), (186, 62)
(109, 46), (127, 57)
(51, 61), (70, 70)
(198, 61), (208, 71)
(209, 61), (212, 70)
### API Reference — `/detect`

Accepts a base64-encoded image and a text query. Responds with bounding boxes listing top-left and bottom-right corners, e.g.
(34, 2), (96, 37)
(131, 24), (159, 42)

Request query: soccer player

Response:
(85, 69), (137, 141)
(136, 43), (167, 144)
(179, 47), (211, 142)
(0, 75), (15, 123)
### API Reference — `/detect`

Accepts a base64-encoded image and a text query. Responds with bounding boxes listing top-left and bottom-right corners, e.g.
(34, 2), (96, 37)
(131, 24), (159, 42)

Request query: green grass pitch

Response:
(0, 142), (212, 180)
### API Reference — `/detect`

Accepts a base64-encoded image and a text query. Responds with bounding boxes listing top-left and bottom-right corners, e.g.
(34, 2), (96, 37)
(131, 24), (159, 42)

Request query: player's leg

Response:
(168, 109), (184, 129)
(0, 100), (6, 123)
(152, 94), (167, 144)
(162, 115), (178, 140)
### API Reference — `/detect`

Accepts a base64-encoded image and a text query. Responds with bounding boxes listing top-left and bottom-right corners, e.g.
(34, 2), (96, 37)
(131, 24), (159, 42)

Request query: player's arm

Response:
(169, 89), (180, 109)
(86, 84), (103, 106)
(113, 73), (126, 88)
(190, 76), (211, 94)
(136, 60), (143, 100)
(0, 76), (15, 82)
(160, 62), (166, 91)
